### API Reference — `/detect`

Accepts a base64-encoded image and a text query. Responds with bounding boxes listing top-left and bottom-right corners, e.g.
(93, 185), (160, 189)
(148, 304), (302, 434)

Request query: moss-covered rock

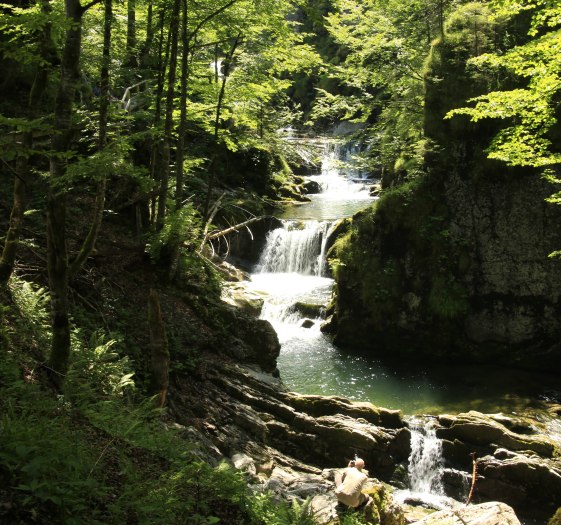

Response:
(549, 508), (561, 525)
(329, 4), (561, 370)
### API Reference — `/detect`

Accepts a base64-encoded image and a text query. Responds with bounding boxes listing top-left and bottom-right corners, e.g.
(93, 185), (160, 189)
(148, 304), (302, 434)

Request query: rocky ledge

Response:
(166, 349), (561, 524)
(436, 410), (561, 520)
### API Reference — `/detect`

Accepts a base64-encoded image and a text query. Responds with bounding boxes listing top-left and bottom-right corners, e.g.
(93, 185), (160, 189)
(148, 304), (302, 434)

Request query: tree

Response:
(0, 0), (57, 284)
(446, 0), (561, 168)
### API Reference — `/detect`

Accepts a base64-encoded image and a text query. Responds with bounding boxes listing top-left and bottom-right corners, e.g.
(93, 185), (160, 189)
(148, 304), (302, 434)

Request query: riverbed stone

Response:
(285, 393), (405, 428)
(303, 180), (321, 194)
(411, 501), (521, 525)
(475, 448), (561, 513)
(437, 411), (556, 459)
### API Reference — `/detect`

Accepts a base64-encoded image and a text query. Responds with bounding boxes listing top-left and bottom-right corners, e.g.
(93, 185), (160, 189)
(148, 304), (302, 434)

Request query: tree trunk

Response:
(149, 3), (170, 224)
(47, 0), (89, 381)
(148, 288), (169, 407)
(175, 0), (190, 211)
(203, 34), (242, 222)
(125, 0), (137, 67)
(156, 0), (181, 229)
(69, 0), (112, 280)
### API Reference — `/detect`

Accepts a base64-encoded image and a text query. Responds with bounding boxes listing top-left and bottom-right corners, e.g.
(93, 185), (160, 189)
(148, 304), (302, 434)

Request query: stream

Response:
(242, 139), (560, 521)
(247, 140), (560, 416)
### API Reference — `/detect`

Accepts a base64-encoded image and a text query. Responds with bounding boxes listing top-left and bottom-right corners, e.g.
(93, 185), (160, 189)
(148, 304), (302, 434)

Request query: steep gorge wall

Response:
(330, 5), (561, 369)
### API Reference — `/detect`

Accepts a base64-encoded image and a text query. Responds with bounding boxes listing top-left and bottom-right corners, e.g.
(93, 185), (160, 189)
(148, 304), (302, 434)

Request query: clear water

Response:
(251, 140), (560, 416)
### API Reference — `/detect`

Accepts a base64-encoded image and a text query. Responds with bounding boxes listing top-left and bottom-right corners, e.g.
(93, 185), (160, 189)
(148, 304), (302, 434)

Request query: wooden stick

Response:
(466, 452), (478, 505)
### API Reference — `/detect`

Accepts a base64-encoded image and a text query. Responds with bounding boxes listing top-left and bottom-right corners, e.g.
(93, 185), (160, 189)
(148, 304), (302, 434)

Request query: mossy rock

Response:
(292, 301), (324, 318)
(549, 508), (561, 525)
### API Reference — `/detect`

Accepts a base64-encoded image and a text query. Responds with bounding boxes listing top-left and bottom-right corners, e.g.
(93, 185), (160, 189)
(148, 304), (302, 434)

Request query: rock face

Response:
(171, 359), (410, 483)
(412, 501), (521, 525)
(436, 411), (561, 518)
(329, 7), (561, 369)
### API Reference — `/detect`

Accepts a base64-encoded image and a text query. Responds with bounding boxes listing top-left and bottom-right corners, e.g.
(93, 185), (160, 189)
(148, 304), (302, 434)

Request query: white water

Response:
(245, 139), (561, 523)
(249, 140), (374, 344)
(393, 417), (456, 510)
(408, 417), (444, 494)
(256, 221), (332, 276)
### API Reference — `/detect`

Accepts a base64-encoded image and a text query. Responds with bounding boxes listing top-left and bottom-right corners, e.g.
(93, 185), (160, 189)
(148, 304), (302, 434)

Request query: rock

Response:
(475, 448), (561, 513)
(434, 411), (561, 515)
(176, 360), (410, 482)
(437, 411), (556, 460)
(310, 494), (338, 525)
(292, 301), (324, 318)
(301, 318), (315, 328)
(549, 507), (561, 525)
(285, 393), (405, 429)
(303, 179), (321, 194)
(369, 182), (382, 196)
(222, 284), (265, 316)
(413, 501), (521, 525)
(232, 452), (257, 477)
(214, 259), (249, 282)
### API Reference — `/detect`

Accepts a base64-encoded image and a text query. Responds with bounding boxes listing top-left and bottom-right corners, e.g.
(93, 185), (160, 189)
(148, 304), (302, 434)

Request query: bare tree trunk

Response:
(156, 0), (181, 229)
(148, 288), (169, 407)
(125, 0), (137, 67)
(149, 4), (170, 224)
(139, 0), (153, 68)
(203, 34), (242, 222)
(175, 0), (190, 211)
(438, 0), (445, 39)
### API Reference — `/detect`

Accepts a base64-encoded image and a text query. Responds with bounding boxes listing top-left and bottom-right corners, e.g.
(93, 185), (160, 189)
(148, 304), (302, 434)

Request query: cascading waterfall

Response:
(249, 139), (373, 341)
(407, 417), (445, 495)
(257, 221), (332, 276)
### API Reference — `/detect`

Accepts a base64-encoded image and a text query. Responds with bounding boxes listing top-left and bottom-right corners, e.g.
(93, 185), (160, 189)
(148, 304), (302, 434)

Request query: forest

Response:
(1, 0), (561, 524)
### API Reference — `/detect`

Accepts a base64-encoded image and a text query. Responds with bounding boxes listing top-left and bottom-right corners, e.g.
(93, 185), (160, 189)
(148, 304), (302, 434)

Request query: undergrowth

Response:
(0, 277), (332, 525)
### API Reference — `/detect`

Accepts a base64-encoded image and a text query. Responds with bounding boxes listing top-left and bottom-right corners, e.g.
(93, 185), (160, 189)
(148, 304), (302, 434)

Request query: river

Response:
(240, 139), (560, 523)
(246, 139), (560, 417)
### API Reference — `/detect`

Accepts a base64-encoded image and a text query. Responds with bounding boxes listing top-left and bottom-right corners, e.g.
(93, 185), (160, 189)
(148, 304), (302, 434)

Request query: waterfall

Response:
(408, 417), (445, 495)
(257, 221), (332, 276)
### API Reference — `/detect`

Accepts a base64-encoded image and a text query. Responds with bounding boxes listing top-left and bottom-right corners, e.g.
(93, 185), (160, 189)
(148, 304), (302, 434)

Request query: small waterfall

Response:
(257, 221), (332, 276)
(408, 417), (445, 495)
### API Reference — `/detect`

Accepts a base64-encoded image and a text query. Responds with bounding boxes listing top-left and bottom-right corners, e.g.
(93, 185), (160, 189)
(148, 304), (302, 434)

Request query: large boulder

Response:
(328, 5), (561, 370)
(412, 501), (521, 525)
(437, 411), (556, 461)
(475, 448), (561, 515)
(435, 411), (561, 515)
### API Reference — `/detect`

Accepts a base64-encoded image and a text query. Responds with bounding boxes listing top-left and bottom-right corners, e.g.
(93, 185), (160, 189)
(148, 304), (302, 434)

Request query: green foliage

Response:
(446, 0), (561, 167)
(7, 276), (51, 351)
(0, 278), (256, 525)
(246, 492), (317, 525)
(147, 204), (203, 260)
(428, 274), (469, 319)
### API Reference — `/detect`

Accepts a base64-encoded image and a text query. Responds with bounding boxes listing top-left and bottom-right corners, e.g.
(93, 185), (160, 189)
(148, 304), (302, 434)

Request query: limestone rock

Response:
(437, 411), (556, 459)
(413, 501), (521, 525)
(285, 393), (404, 429)
(303, 180), (321, 194)
(435, 411), (561, 514)
(475, 448), (561, 512)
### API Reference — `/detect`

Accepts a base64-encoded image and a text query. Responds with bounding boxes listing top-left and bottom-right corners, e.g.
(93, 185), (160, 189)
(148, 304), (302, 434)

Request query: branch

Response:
(188, 0), (241, 45)
(206, 216), (269, 240)
(80, 0), (103, 14)
(466, 452), (478, 506)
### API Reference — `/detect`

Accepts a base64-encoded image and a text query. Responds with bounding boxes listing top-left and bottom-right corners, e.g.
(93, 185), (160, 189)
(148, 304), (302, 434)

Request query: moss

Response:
(292, 302), (323, 318)
(549, 508), (561, 525)
(428, 274), (469, 320)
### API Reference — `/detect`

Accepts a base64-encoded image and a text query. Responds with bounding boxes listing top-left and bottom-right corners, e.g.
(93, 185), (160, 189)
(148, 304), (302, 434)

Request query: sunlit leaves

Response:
(446, 1), (561, 167)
